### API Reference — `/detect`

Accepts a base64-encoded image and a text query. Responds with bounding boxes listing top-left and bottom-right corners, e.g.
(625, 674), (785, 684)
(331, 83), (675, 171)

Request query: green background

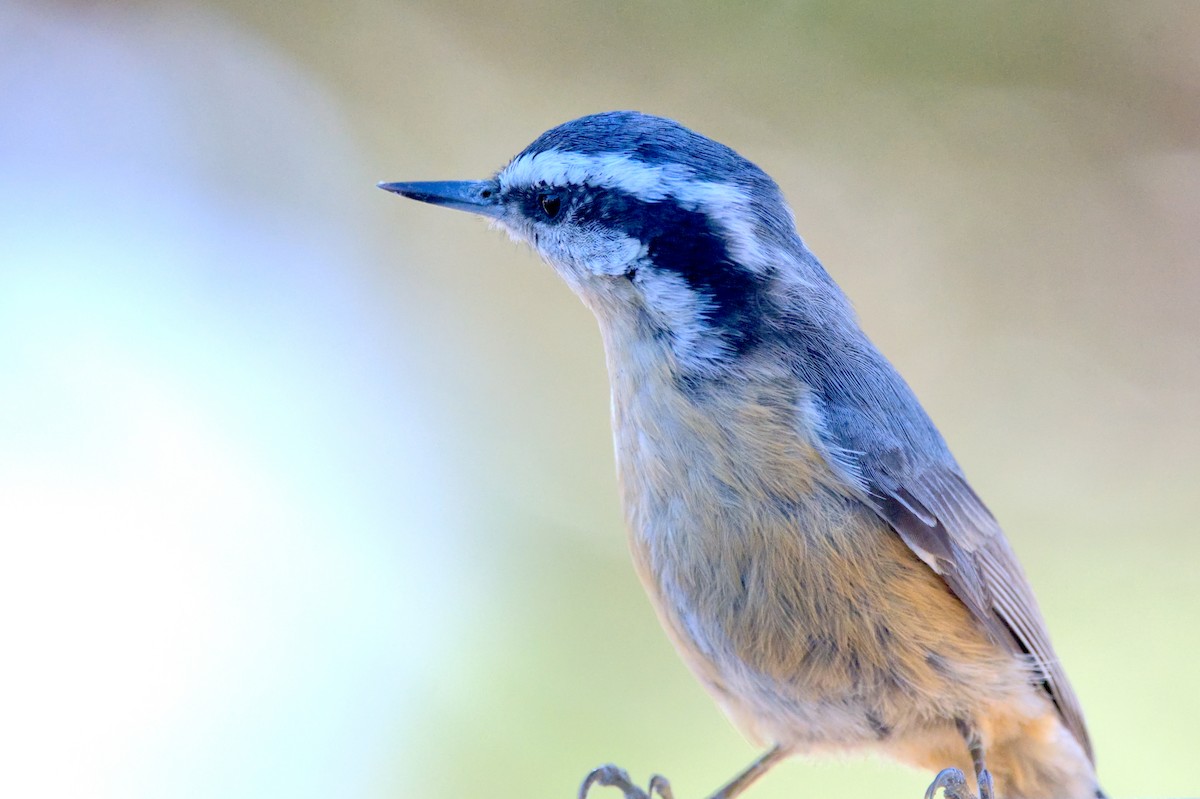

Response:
(2, 1), (1197, 797)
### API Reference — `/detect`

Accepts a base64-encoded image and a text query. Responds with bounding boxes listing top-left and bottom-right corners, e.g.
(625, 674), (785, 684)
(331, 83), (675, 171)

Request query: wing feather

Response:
(801, 339), (1093, 761)
(873, 467), (1094, 762)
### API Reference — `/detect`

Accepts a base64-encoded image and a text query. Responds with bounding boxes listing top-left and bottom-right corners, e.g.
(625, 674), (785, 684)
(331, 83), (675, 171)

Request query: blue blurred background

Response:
(1, 2), (1196, 797)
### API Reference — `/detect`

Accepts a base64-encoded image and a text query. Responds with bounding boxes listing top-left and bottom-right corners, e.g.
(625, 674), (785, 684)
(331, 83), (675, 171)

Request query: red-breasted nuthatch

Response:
(380, 111), (1101, 799)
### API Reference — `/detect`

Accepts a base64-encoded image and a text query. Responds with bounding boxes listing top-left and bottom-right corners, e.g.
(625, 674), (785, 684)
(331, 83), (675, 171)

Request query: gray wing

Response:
(873, 467), (1094, 763)
(807, 344), (1094, 762)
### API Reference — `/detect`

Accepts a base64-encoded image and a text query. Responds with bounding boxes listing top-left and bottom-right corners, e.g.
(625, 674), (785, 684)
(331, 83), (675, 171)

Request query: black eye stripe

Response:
(521, 188), (565, 221)
(567, 186), (766, 354)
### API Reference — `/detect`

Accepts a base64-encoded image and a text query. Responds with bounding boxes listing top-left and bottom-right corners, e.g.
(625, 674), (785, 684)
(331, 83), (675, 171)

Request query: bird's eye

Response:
(539, 193), (562, 219)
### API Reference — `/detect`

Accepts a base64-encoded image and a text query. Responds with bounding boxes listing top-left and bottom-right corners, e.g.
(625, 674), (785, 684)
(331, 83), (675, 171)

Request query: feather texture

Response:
(817, 389), (1095, 763)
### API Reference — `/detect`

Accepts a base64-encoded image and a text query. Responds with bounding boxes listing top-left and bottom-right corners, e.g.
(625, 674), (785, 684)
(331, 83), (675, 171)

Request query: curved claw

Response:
(580, 765), (650, 799)
(647, 774), (674, 799)
(977, 769), (994, 799)
(924, 767), (970, 799)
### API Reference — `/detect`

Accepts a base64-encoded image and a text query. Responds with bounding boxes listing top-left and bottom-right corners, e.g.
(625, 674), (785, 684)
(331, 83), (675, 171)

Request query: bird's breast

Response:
(601, 333), (993, 747)
(605, 341), (865, 734)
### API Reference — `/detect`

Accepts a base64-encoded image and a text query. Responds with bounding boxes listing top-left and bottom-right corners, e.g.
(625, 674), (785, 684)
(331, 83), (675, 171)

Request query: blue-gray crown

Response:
(517, 111), (768, 187)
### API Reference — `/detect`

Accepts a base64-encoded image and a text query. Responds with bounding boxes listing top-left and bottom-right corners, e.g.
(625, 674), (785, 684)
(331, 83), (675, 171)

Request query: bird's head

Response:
(382, 111), (834, 377)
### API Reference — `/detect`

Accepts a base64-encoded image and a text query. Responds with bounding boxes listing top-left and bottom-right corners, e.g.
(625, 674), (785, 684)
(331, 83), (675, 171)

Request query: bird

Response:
(379, 111), (1102, 799)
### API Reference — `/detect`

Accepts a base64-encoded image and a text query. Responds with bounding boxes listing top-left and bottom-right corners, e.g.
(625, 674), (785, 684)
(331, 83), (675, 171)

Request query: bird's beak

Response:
(377, 180), (502, 219)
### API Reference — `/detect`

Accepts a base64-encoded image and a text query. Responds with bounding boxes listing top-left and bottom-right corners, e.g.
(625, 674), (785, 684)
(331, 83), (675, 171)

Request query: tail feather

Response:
(986, 712), (1099, 799)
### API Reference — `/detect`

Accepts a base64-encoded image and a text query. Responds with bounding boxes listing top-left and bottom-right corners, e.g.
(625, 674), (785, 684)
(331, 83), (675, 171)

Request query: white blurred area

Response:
(0, 3), (462, 796)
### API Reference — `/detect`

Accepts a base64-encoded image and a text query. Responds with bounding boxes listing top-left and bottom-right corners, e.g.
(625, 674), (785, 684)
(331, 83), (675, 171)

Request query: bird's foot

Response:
(924, 767), (970, 799)
(580, 765), (674, 799)
(976, 769), (994, 799)
(924, 767), (994, 799)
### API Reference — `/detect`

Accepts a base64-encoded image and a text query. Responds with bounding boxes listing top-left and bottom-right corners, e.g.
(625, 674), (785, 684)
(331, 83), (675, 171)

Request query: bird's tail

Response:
(986, 712), (1101, 799)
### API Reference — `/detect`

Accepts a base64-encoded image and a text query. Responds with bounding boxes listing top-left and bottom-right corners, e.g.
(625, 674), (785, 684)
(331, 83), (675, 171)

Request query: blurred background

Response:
(1, 1), (1197, 797)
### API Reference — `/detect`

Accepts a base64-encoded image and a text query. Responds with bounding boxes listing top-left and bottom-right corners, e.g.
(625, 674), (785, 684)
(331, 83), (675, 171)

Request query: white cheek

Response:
(489, 217), (530, 249)
(574, 229), (645, 276)
(635, 270), (729, 367)
(504, 222), (644, 282)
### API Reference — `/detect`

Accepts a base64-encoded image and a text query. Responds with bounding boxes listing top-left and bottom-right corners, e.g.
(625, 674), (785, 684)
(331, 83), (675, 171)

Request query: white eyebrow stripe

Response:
(499, 149), (770, 269)
(500, 150), (747, 210)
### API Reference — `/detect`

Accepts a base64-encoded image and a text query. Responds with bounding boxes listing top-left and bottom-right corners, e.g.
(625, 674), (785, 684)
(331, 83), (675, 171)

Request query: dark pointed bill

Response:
(377, 180), (501, 218)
